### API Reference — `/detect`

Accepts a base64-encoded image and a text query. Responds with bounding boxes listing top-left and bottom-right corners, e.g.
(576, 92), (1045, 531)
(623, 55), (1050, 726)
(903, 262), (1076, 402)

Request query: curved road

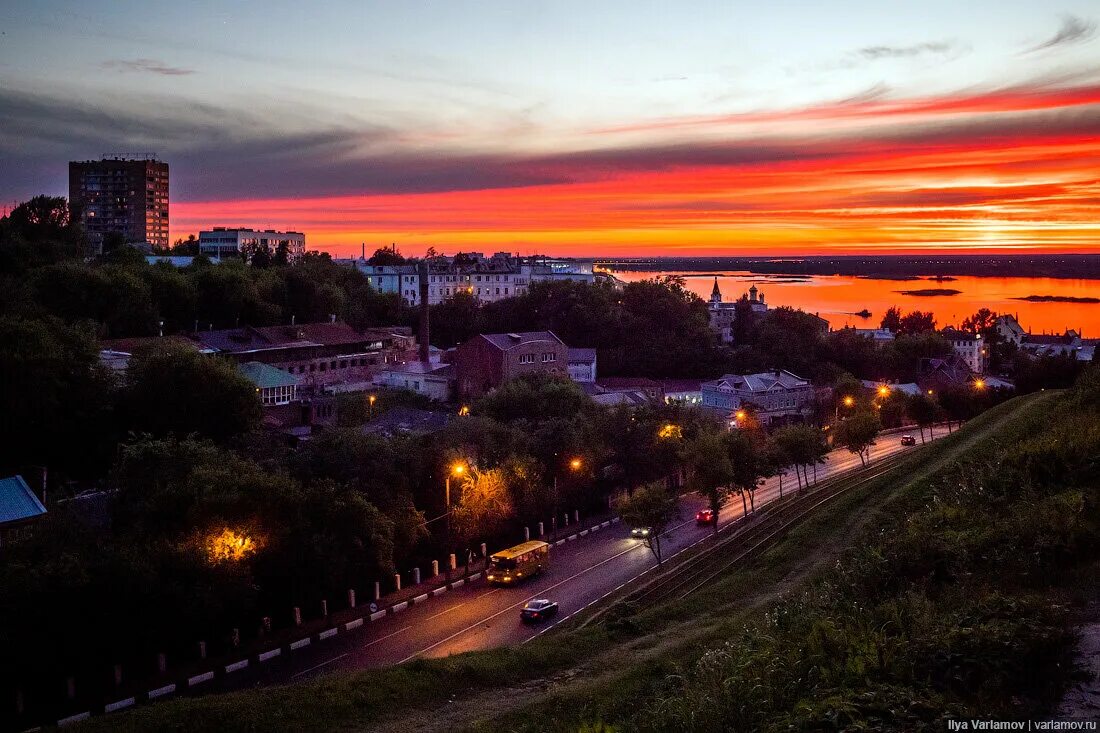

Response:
(212, 425), (940, 692)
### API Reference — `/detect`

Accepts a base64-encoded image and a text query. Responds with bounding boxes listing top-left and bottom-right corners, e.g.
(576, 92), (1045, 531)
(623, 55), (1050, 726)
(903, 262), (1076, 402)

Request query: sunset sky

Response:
(2, 1), (1099, 256)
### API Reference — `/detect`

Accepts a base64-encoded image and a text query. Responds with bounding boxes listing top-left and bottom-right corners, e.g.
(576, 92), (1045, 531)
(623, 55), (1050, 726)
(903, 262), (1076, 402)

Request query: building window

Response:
(542, 352), (557, 363)
(519, 353), (535, 364)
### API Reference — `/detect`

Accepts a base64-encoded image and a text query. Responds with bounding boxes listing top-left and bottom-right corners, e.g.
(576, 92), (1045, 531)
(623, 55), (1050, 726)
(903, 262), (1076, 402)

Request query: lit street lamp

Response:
(553, 457), (582, 537)
(445, 463), (466, 565)
(368, 394), (376, 419)
(835, 395), (854, 423)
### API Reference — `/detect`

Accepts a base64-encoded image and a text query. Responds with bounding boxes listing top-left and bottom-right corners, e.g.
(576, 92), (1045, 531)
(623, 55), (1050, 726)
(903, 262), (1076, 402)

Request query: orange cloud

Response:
(172, 82), (1100, 257)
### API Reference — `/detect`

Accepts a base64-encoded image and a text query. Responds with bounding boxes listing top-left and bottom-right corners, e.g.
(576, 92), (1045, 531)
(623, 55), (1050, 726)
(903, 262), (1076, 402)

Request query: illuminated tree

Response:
(452, 467), (516, 549)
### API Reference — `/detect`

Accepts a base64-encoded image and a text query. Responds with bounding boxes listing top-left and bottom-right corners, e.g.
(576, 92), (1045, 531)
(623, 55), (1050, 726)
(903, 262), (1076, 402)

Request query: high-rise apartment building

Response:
(69, 156), (169, 251)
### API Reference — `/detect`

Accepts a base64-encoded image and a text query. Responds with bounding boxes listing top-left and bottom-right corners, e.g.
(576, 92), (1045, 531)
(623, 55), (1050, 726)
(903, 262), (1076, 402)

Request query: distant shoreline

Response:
(597, 254), (1100, 280)
(1011, 295), (1100, 303)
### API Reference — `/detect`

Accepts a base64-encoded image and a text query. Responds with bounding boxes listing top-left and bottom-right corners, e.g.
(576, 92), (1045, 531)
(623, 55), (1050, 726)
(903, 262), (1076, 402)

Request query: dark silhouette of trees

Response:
(121, 342), (261, 443)
(880, 306), (902, 332)
(898, 310), (937, 335)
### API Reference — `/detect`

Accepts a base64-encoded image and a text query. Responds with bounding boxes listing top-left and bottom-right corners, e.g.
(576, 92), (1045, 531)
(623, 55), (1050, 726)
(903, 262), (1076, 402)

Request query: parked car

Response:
(630, 526), (652, 539)
(520, 598), (559, 622)
(900, 435), (917, 446)
(695, 508), (715, 525)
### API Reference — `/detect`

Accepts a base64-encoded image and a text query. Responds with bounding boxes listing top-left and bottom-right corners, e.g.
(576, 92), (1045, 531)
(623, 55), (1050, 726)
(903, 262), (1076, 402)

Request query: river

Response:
(609, 270), (1100, 336)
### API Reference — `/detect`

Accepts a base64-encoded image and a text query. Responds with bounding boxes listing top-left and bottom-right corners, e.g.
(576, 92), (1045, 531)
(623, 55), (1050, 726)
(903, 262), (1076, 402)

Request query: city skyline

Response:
(2, 1), (1099, 256)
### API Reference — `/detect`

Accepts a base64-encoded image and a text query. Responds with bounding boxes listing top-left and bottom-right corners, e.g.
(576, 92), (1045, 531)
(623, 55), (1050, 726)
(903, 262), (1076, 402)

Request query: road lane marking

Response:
(291, 625), (412, 679)
(424, 587), (501, 621)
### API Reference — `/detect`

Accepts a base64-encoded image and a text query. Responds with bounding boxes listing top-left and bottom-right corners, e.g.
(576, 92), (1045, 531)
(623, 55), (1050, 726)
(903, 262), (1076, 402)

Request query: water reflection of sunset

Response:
(615, 271), (1100, 336)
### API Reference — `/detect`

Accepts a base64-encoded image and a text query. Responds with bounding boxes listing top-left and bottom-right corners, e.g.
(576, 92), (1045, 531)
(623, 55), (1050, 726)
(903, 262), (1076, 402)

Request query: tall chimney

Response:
(418, 260), (431, 364)
(361, 242), (365, 259)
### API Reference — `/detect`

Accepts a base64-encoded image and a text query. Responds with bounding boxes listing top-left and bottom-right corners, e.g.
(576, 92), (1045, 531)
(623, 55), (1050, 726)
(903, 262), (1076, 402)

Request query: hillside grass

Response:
(77, 387), (1093, 732)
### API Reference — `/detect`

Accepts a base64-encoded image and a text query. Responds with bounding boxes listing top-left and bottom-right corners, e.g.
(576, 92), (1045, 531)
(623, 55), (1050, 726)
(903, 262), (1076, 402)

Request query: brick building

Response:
(454, 331), (569, 399)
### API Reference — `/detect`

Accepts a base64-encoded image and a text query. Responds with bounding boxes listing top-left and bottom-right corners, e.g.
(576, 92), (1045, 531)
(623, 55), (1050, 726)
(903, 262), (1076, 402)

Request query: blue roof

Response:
(0, 475), (47, 525)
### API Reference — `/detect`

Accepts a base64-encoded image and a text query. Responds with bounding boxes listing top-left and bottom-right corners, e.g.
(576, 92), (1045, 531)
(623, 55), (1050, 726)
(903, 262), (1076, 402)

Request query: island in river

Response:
(1012, 295), (1100, 303)
(895, 288), (962, 297)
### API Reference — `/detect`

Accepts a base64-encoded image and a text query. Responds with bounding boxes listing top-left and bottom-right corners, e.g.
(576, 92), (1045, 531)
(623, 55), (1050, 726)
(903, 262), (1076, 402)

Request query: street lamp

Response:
(553, 458), (582, 537)
(445, 463), (466, 563)
(877, 385), (890, 398)
(973, 379), (986, 390)
(835, 395), (854, 423)
(368, 394), (376, 419)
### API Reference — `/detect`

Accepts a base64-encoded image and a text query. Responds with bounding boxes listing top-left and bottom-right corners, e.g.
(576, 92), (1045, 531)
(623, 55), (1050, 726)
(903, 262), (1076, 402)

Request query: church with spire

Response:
(707, 277), (768, 343)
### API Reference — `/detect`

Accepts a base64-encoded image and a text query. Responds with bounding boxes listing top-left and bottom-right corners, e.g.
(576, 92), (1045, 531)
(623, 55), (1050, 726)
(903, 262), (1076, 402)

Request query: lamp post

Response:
(445, 463), (465, 571)
(368, 394), (376, 420)
(553, 457), (582, 539)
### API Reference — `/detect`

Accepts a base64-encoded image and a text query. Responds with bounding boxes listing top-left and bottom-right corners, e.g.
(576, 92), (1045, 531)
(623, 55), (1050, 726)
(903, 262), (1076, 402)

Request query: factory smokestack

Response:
(418, 259), (430, 364)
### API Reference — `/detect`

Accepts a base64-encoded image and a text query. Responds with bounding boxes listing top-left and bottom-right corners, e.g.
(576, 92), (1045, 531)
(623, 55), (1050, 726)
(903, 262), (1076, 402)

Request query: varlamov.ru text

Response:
(948, 722), (1097, 731)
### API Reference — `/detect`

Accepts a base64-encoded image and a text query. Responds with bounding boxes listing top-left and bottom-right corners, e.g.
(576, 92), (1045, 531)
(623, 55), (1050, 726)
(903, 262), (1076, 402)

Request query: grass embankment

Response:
(79, 382), (1100, 732)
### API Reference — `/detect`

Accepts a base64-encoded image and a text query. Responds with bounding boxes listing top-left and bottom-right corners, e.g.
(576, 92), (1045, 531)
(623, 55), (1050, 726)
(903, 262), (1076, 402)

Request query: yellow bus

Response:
(486, 540), (550, 584)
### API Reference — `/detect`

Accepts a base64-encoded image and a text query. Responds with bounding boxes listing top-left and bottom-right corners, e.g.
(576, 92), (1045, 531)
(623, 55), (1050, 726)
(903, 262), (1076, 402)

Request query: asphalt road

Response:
(217, 424), (943, 692)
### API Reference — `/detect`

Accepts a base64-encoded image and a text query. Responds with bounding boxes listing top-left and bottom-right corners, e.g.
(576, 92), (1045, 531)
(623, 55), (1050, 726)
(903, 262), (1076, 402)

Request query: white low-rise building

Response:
(378, 361), (454, 401)
(199, 228), (305, 261)
(941, 328), (985, 374)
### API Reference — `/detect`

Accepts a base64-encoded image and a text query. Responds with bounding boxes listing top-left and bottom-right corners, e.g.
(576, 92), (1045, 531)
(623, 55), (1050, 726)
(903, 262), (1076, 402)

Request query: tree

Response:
(243, 241), (272, 268)
(475, 373), (595, 424)
(898, 311), (937, 335)
(833, 411), (881, 466)
(1, 196), (84, 275)
(272, 241), (291, 267)
(961, 308), (997, 335)
(750, 307), (832, 380)
(726, 429), (770, 513)
(0, 316), (116, 478)
(617, 481), (680, 566)
(880, 306), (902, 332)
(686, 432), (733, 533)
(773, 425), (827, 490)
(170, 234), (199, 255)
(451, 467), (516, 552)
(907, 392), (938, 443)
(367, 245), (406, 266)
(121, 342), (261, 443)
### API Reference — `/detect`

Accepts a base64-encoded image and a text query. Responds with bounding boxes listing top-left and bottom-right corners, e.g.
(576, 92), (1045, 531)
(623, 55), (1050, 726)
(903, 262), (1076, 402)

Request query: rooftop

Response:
(0, 475), (47, 526)
(478, 331), (564, 351)
(705, 370), (809, 392)
(239, 361), (300, 389)
(191, 322), (410, 354)
(361, 406), (452, 436)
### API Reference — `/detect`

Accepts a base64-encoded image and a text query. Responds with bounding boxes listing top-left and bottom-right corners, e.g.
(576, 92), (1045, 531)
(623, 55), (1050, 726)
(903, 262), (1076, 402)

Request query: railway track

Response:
(609, 451), (910, 614)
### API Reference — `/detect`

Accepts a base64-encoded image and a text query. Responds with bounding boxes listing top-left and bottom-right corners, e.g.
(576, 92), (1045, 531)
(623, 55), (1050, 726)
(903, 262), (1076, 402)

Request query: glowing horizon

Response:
(173, 79), (1100, 257)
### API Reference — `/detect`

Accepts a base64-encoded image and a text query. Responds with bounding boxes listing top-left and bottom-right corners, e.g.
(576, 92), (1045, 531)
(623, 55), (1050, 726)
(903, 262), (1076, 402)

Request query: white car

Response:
(630, 526), (652, 539)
